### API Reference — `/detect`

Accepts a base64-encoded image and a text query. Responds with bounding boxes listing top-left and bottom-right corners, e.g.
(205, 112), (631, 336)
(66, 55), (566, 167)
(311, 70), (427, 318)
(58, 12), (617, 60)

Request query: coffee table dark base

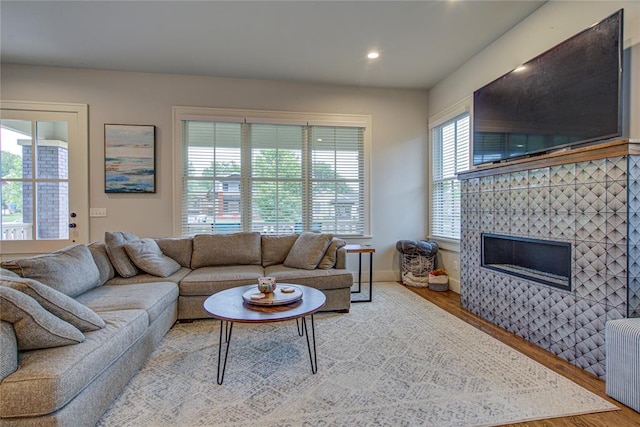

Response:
(216, 315), (318, 385)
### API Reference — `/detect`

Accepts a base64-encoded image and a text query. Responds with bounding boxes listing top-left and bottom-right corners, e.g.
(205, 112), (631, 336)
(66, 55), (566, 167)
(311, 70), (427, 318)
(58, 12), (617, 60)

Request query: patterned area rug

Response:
(98, 282), (617, 426)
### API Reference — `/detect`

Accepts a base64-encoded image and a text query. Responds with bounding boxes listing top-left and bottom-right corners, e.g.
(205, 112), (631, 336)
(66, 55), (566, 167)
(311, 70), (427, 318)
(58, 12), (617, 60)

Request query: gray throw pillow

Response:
(0, 286), (85, 350)
(1, 278), (105, 332)
(0, 321), (18, 381)
(317, 238), (347, 269)
(1, 244), (101, 297)
(105, 231), (140, 278)
(124, 238), (181, 278)
(261, 234), (299, 267)
(284, 232), (334, 270)
(88, 242), (115, 285)
(0, 268), (20, 279)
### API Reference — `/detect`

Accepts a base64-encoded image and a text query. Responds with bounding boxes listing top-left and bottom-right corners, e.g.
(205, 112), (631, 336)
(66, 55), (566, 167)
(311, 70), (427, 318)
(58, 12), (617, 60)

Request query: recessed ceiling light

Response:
(367, 51), (379, 59)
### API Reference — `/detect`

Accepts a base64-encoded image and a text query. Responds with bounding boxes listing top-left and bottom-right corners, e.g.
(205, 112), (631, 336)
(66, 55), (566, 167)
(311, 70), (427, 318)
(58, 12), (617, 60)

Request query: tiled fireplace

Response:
(458, 140), (640, 379)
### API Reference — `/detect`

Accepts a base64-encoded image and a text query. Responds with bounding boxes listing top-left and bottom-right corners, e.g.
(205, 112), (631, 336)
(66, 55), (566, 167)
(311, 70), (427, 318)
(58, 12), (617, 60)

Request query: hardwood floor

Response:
(404, 284), (640, 427)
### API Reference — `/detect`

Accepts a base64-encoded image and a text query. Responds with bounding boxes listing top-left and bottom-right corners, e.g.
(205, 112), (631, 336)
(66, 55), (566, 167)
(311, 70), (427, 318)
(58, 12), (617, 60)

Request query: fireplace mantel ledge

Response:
(458, 138), (639, 180)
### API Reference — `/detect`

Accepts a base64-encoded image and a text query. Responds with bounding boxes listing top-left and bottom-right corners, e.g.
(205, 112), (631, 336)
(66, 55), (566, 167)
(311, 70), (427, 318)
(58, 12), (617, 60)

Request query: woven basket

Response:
(401, 253), (436, 287)
(428, 274), (449, 292)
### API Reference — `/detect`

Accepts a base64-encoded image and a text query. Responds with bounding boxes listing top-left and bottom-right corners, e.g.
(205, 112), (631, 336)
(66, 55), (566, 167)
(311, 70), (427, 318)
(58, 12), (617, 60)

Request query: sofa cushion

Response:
(0, 309), (147, 418)
(317, 238), (347, 269)
(105, 231), (140, 278)
(261, 234), (299, 267)
(88, 242), (115, 285)
(124, 238), (181, 278)
(155, 237), (193, 268)
(180, 265), (264, 296)
(191, 232), (262, 268)
(1, 244), (101, 297)
(76, 282), (178, 325)
(264, 265), (354, 290)
(284, 232), (333, 270)
(105, 267), (191, 286)
(0, 286), (85, 351)
(1, 277), (105, 332)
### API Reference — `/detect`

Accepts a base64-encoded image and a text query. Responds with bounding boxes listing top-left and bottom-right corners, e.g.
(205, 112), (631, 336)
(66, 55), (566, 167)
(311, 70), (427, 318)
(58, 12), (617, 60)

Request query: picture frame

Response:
(104, 124), (156, 193)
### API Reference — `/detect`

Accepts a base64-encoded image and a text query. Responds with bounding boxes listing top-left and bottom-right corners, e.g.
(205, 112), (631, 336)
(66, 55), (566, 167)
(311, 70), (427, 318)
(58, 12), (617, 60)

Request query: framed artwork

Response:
(104, 124), (156, 193)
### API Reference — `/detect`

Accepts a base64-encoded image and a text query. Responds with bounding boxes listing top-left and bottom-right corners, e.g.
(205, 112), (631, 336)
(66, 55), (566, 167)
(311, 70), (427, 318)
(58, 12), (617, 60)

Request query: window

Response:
(0, 102), (89, 255)
(175, 108), (369, 237)
(430, 113), (470, 240)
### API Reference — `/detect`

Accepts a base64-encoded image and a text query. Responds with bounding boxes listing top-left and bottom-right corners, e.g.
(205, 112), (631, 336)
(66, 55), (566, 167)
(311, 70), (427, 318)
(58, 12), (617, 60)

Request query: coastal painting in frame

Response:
(105, 124), (156, 193)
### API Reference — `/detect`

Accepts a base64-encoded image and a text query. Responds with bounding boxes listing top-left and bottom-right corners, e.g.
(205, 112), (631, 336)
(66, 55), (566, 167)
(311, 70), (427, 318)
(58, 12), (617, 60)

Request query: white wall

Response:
(1, 64), (429, 280)
(428, 1), (640, 293)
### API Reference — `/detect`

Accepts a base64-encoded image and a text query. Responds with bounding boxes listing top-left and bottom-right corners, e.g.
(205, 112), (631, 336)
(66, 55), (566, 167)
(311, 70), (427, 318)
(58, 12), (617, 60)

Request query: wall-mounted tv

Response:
(472, 9), (623, 166)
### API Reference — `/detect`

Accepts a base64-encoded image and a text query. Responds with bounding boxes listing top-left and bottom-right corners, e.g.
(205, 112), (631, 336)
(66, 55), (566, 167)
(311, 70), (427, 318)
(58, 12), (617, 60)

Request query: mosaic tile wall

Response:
(460, 155), (640, 379)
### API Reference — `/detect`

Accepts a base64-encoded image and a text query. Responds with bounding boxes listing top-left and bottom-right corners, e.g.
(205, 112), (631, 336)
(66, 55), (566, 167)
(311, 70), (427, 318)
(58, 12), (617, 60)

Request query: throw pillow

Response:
(105, 231), (140, 278)
(283, 232), (334, 270)
(0, 321), (18, 381)
(0, 286), (85, 350)
(191, 232), (262, 268)
(88, 242), (115, 285)
(0, 244), (101, 297)
(124, 238), (181, 278)
(0, 268), (20, 279)
(261, 234), (299, 267)
(317, 238), (347, 269)
(1, 277), (105, 332)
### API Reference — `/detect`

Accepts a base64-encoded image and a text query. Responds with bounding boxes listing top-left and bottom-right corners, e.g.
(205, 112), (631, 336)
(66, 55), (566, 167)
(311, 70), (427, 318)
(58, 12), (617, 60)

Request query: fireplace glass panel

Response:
(481, 233), (571, 290)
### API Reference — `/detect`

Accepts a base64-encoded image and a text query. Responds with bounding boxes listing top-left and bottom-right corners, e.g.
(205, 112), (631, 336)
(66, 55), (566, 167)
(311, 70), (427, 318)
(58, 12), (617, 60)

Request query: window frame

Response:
(428, 97), (472, 246)
(172, 106), (371, 238)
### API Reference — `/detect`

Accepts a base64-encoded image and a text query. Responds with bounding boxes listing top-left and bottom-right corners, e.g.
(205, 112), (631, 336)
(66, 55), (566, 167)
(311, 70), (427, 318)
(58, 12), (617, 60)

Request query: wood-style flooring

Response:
(404, 284), (640, 427)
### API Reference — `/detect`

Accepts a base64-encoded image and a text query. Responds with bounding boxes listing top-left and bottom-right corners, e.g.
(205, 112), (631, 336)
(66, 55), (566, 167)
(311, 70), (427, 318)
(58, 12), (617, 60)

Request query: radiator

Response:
(606, 318), (640, 412)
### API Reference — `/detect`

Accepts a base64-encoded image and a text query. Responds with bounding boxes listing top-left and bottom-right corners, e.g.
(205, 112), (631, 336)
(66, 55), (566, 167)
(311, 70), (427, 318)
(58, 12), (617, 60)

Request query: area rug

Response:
(97, 282), (617, 426)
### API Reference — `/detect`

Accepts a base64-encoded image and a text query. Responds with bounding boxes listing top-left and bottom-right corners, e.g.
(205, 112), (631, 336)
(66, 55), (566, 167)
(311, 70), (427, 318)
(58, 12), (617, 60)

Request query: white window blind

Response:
(181, 118), (365, 237)
(431, 114), (470, 239)
(310, 126), (364, 236)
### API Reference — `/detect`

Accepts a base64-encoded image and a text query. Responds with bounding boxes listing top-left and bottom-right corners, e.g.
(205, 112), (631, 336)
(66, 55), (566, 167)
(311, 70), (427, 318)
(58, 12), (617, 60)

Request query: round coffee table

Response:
(203, 284), (326, 384)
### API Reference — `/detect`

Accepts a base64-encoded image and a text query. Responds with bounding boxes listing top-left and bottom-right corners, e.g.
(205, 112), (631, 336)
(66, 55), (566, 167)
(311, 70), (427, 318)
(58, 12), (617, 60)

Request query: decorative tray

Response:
(242, 286), (303, 306)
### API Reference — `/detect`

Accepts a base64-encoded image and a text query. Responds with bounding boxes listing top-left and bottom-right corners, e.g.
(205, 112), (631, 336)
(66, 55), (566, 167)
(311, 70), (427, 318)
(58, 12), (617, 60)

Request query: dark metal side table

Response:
(345, 244), (375, 303)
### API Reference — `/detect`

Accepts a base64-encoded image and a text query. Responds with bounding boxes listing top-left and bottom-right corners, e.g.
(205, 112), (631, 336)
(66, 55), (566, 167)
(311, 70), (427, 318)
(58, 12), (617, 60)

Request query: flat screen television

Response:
(472, 9), (623, 166)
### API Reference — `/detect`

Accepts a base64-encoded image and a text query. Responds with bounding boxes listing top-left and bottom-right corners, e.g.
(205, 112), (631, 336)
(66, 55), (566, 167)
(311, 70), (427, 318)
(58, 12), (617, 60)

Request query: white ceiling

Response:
(0, 1), (547, 90)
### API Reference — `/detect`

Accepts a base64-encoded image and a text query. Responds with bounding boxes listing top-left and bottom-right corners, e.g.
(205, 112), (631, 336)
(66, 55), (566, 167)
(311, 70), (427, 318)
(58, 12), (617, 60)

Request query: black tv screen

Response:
(473, 9), (623, 166)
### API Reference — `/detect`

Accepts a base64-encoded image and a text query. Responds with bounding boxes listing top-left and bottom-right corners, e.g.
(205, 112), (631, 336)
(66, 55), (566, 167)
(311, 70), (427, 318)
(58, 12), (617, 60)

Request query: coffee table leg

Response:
(296, 318), (304, 336)
(301, 315), (318, 374)
(217, 320), (233, 385)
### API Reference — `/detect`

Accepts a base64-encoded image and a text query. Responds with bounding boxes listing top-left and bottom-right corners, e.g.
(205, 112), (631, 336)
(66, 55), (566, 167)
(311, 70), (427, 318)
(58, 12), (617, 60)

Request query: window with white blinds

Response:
(180, 116), (365, 237)
(431, 113), (470, 239)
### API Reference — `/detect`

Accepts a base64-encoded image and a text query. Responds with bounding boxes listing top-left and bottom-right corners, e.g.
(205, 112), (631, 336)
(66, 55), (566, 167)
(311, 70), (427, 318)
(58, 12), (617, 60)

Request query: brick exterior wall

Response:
(21, 145), (69, 239)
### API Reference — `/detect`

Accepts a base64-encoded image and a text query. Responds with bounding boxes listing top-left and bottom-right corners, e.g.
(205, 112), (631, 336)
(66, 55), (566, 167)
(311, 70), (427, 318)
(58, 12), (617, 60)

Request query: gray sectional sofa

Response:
(0, 231), (353, 426)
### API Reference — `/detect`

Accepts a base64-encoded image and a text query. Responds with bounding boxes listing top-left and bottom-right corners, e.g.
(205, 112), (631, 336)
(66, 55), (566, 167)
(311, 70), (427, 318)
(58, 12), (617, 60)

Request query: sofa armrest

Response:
(0, 321), (18, 381)
(335, 247), (347, 269)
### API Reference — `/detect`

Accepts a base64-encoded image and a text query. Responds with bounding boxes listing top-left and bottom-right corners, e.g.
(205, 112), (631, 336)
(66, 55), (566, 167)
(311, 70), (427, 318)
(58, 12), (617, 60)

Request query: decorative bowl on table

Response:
(257, 276), (277, 293)
(242, 285), (303, 306)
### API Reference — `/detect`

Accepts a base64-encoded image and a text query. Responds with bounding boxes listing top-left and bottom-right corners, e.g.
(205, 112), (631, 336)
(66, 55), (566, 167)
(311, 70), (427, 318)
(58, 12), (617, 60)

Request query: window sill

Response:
(427, 236), (460, 253)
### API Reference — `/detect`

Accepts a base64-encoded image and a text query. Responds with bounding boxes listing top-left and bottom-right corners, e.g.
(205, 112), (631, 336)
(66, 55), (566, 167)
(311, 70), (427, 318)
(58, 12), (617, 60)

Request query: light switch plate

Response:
(90, 208), (107, 217)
